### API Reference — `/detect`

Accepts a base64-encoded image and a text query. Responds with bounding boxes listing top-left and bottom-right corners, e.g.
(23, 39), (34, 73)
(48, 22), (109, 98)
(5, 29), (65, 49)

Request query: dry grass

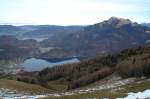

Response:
(0, 79), (52, 94)
(44, 79), (150, 99)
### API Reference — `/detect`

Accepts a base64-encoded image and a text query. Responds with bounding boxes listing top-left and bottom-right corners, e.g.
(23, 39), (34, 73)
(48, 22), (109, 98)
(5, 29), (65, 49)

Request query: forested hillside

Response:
(17, 46), (150, 90)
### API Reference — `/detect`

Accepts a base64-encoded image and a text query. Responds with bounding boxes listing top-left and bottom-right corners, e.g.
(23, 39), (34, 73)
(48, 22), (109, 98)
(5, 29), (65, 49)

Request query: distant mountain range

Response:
(0, 25), (23, 36)
(141, 23), (150, 27)
(0, 17), (150, 58)
(23, 25), (83, 38)
(0, 25), (83, 40)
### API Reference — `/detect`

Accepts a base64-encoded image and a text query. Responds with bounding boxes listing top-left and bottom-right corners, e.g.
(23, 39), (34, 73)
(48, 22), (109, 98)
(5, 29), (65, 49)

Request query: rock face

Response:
(42, 17), (150, 57)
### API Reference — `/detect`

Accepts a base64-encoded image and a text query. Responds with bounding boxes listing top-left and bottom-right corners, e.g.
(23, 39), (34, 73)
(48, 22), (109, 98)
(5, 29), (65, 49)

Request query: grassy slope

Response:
(47, 80), (68, 92)
(1, 78), (150, 99)
(0, 79), (53, 94)
(45, 79), (150, 99)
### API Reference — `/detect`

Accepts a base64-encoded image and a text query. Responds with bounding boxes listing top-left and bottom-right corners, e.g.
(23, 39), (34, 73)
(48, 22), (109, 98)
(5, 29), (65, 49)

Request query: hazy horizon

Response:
(0, 0), (150, 25)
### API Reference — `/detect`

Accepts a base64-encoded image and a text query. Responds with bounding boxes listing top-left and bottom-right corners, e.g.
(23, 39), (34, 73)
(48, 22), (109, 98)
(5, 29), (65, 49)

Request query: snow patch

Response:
(117, 89), (150, 99)
(0, 88), (48, 99)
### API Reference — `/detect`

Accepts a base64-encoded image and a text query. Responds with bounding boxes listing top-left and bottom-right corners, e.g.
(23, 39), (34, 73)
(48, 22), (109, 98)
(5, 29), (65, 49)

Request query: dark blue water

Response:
(21, 58), (80, 71)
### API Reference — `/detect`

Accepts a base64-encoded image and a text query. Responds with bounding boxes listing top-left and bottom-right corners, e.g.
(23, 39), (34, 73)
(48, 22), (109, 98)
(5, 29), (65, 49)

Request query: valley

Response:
(0, 17), (150, 99)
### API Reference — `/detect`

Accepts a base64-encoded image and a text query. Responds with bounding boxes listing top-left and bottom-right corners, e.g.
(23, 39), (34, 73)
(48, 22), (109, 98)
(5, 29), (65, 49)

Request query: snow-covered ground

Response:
(117, 89), (150, 99)
(0, 88), (48, 99)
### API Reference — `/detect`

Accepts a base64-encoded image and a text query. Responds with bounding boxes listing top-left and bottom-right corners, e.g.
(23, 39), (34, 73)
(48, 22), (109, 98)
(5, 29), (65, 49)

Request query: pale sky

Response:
(0, 0), (149, 25)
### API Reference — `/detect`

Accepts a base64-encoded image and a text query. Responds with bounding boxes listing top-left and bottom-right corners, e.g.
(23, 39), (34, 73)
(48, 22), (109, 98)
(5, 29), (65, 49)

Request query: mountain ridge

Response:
(41, 17), (150, 57)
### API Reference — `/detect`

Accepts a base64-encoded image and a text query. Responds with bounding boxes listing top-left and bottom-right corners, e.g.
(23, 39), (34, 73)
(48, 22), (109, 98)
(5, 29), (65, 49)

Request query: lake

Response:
(21, 58), (80, 71)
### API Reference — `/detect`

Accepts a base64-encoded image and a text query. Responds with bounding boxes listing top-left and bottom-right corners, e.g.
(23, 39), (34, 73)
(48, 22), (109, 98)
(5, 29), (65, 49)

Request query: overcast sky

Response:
(0, 0), (149, 25)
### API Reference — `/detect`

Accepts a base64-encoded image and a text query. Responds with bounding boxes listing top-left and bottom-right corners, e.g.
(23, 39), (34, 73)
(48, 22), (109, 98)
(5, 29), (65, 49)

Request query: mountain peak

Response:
(94, 17), (138, 28)
(109, 17), (121, 21)
(108, 17), (131, 24)
(96, 17), (138, 28)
